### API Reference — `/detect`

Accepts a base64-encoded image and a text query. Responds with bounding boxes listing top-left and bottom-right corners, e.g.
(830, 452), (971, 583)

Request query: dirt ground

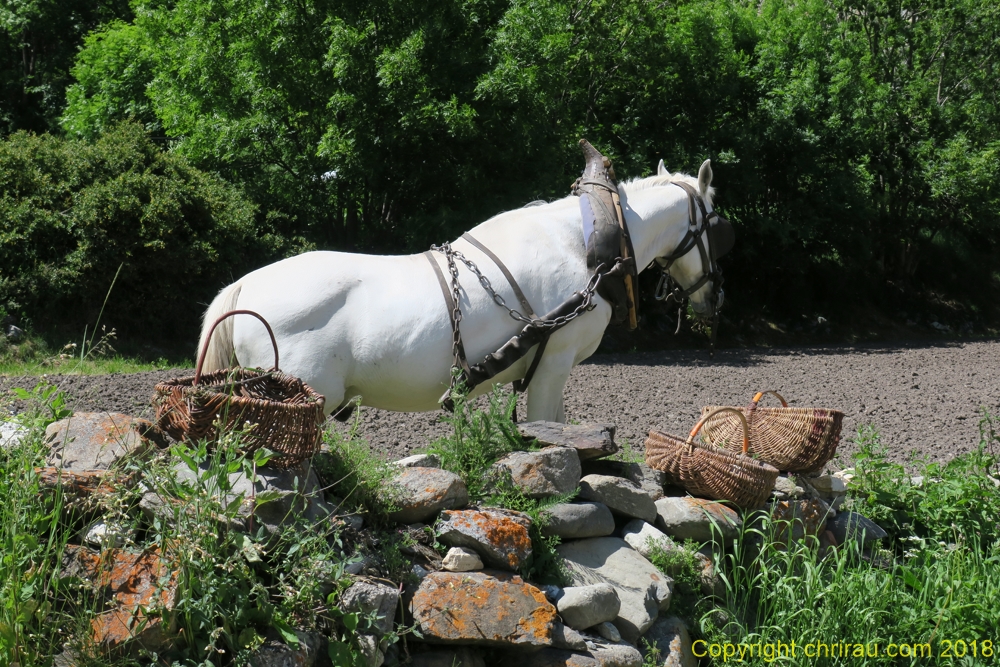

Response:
(3, 340), (998, 470)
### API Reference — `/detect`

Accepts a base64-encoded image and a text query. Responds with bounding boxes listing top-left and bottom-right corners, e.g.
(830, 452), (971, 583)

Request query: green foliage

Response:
(426, 381), (527, 500)
(706, 422), (1000, 665)
(847, 416), (1000, 545)
(0, 0), (132, 135)
(0, 122), (272, 341)
(645, 538), (705, 621)
(53, 0), (1000, 335)
(0, 386), (78, 664)
(315, 410), (402, 526)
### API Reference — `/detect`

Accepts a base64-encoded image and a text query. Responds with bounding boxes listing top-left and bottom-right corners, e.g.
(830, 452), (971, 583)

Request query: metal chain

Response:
(431, 242), (618, 392)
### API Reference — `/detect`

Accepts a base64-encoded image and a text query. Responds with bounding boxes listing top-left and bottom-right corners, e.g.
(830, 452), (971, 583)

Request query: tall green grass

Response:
(696, 415), (1000, 666)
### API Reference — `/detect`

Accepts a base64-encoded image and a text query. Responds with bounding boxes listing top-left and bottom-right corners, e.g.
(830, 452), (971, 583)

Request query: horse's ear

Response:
(698, 159), (713, 195)
(657, 159), (668, 176)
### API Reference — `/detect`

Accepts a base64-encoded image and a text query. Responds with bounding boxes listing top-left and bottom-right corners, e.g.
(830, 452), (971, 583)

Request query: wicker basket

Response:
(700, 390), (843, 474)
(645, 407), (779, 509)
(152, 310), (326, 468)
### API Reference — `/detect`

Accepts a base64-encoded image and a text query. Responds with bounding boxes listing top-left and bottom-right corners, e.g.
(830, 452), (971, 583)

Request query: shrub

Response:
(0, 122), (276, 342)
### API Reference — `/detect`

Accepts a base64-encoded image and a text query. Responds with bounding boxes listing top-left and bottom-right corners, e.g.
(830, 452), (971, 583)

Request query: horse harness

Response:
(653, 180), (734, 351)
(426, 140), (732, 407)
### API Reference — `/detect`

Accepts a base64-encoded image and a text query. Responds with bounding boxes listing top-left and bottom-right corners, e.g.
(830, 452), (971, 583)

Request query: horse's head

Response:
(649, 159), (734, 320)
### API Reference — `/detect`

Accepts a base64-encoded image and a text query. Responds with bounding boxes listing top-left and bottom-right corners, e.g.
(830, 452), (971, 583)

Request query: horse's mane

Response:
(622, 172), (714, 205)
(516, 170), (713, 211)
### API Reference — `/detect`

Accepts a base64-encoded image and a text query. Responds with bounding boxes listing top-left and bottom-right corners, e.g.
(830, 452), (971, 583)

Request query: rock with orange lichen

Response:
(409, 571), (557, 649)
(61, 545), (178, 654)
(388, 467), (469, 524)
(436, 508), (532, 570)
(491, 447), (581, 498)
(45, 412), (161, 470)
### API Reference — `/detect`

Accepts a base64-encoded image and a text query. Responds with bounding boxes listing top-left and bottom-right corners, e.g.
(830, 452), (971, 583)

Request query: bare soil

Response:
(3, 340), (998, 470)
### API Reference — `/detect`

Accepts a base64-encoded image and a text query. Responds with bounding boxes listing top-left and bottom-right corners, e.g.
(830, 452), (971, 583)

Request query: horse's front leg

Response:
(525, 350), (575, 422)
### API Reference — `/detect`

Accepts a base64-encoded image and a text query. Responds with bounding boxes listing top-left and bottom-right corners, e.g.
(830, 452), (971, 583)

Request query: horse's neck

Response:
(621, 185), (690, 271)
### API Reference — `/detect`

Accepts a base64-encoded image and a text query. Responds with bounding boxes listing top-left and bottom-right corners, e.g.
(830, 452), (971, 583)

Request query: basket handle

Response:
(750, 390), (788, 408)
(194, 309), (279, 385)
(687, 407), (751, 455)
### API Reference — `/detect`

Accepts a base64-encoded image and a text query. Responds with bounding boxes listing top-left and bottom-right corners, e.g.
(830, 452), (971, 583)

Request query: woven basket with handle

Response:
(645, 407), (779, 509)
(151, 310), (326, 468)
(699, 390), (843, 474)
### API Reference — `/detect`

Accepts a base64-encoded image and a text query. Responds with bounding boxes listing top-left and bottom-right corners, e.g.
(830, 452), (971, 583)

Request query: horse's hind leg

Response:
(525, 351), (574, 422)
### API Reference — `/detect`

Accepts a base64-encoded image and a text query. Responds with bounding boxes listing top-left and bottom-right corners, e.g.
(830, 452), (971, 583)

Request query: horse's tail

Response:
(196, 282), (243, 373)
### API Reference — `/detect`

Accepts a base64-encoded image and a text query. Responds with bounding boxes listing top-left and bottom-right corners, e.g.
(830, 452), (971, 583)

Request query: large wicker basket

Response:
(645, 407), (779, 509)
(699, 390), (843, 474)
(152, 310), (326, 468)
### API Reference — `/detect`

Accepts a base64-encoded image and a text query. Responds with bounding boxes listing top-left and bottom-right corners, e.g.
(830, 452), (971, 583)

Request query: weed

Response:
(426, 381), (527, 500)
(644, 538), (704, 620)
(315, 405), (402, 526)
(610, 437), (644, 464)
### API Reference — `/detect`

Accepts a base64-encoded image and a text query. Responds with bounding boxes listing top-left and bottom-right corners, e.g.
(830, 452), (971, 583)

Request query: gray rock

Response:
(0, 420), (27, 449)
(388, 467), (468, 524)
(249, 631), (326, 667)
(582, 460), (666, 501)
(805, 474), (846, 497)
(541, 502), (616, 539)
(772, 475), (805, 500)
(588, 640), (643, 667)
(556, 583), (621, 630)
(654, 497), (741, 542)
(356, 633), (384, 667)
(81, 520), (130, 549)
(518, 421), (619, 461)
(642, 616), (697, 667)
(6, 324), (24, 342)
(393, 453), (440, 468)
(827, 511), (887, 547)
(594, 621), (621, 642)
(437, 508), (533, 570)
(521, 649), (600, 667)
(409, 648), (486, 667)
(339, 578), (399, 637)
(557, 537), (672, 643)
(492, 447), (582, 498)
(45, 412), (156, 470)
(578, 475), (657, 523)
(552, 623), (589, 651)
(442, 546), (483, 572)
(621, 520), (676, 559)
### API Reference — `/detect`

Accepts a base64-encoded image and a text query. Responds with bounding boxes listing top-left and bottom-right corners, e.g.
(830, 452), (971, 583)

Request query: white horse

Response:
(197, 159), (724, 422)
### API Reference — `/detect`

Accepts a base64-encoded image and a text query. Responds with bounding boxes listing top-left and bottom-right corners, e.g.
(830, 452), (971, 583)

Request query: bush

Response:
(0, 122), (277, 342)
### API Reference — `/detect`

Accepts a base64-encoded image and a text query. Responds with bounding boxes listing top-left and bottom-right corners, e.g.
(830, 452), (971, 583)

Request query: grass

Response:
(0, 328), (188, 376)
(681, 415), (1000, 666)
(0, 384), (377, 667)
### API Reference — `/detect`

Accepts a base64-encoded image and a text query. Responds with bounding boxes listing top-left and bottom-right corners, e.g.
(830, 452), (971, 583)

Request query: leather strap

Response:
(461, 232), (550, 394)
(461, 233), (537, 318)
(424, 251), (471, 376)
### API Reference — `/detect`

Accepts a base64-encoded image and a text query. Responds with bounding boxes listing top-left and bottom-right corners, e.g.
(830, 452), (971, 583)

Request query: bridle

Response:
(652, 180), (734, 347)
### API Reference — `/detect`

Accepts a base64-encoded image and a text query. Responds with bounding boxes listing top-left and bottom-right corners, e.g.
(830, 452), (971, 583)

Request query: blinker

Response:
(709, 215), (735, 259)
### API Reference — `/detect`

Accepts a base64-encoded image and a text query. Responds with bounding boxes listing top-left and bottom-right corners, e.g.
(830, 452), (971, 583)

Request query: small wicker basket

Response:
(152, 310), (326, 468)
(645, 407), (779, 509)
(700, 390), (843, 474)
